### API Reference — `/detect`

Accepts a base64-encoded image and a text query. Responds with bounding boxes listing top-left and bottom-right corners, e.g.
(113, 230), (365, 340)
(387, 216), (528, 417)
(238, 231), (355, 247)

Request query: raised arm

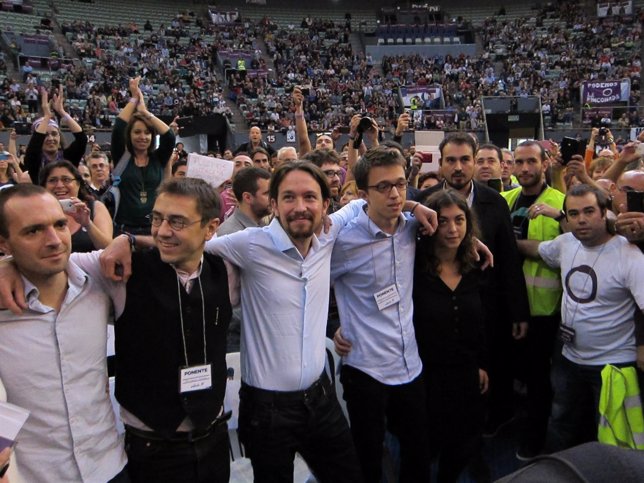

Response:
(52, 89), (82, 134)
(602, 142), (641, 182)
(6, 129), (17, 159)
(118, 77), (142, 124)
(345, 114), (363, 183)
(25, 90), (54, 182)
(293, 87), (312, 157)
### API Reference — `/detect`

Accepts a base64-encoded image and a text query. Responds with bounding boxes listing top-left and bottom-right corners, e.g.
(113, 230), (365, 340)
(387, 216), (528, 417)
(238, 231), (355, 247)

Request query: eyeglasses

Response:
(323, 169), (343, 179)
(147, 213), (203, 231)
(367, 180), (408, 194)
(46, 176), (76, 185)
(617, 185), (640, 193)
(500, 159), (514, 165)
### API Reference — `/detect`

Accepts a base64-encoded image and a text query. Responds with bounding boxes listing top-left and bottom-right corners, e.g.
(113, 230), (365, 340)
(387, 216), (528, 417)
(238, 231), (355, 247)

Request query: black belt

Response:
(125, 411), (232, 443)
(241, 372), (330, 404)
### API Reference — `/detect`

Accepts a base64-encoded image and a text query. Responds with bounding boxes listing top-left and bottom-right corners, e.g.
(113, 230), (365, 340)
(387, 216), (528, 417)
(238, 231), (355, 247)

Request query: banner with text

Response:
(581, 80), (630, 105)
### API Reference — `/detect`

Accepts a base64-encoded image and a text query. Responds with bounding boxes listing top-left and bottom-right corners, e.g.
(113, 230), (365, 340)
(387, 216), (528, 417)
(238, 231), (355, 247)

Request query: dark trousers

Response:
(238, 373), (362, 483)
(341, 365), (431, 483)
(546, 353), (644, 453)
(521, 314), (560, 448)
(485, 320), (515, 421)
(425, 365), (483, 483)
(108, 466), (131, 483)
(124, 424), (230, 483)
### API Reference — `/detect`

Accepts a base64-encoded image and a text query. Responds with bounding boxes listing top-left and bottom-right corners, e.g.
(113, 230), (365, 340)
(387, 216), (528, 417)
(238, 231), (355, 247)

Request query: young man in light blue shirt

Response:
(88, 161), (439, 483)
(331, 147), (430, 483)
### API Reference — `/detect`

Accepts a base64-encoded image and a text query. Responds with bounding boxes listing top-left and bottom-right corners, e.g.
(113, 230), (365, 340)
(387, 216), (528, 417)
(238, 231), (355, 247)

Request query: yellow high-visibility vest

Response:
(501, 186), (564, 315)
(598, 364), (644, 450)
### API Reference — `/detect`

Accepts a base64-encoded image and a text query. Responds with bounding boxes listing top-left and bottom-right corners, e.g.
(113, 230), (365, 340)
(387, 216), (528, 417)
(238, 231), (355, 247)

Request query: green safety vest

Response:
(237, 59), (246, 70)
(501, 186), (564, 316)
(598, 364), (644, 450)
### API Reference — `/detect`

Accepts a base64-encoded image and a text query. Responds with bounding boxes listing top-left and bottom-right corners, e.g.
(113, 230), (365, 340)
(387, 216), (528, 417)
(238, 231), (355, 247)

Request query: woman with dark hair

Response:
(413, 189), (489, 483)
(25, 89), (87, 184)
(40, 160), (113, 252)
(110, 76), (174, 236)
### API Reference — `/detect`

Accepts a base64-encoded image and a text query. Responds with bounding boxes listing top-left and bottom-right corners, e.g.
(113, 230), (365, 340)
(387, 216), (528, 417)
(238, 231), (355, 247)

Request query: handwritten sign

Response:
(186, 153), (234, 188)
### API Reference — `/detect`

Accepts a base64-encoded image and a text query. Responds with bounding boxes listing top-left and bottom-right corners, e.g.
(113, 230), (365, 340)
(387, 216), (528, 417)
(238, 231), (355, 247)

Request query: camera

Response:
(598, 127), (608, 137)
(356, 116), (374, 134)
(59, 199), (76, 214)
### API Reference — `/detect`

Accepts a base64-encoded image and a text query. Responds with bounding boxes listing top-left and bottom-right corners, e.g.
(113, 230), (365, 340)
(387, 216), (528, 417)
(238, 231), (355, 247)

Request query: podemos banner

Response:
(581, 80), (630, 105)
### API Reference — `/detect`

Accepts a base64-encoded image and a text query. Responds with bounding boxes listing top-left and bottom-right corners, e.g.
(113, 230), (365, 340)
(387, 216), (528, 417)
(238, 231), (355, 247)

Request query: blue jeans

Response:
(546, 353), (641, 453)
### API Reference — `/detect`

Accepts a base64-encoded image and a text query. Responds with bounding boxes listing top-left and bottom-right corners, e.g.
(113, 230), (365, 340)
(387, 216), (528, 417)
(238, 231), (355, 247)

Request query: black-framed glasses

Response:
(323, 169), (343, 179)
(146, 213), (203, 231)
(367, 180), (408, 194)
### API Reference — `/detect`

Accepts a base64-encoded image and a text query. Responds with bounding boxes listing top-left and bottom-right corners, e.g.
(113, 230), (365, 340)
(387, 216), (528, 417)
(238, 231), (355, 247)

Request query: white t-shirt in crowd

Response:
(539, 233), (644, 365)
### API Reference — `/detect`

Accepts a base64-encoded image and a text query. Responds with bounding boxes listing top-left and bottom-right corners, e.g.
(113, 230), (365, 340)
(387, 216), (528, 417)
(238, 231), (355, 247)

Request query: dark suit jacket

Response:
(416, 181), (530, 330)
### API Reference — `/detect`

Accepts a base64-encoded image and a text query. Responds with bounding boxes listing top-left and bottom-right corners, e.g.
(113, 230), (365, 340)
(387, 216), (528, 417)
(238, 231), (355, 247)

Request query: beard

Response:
(283, 212), (316, 239)
(251, 203), (272, 219)
(519, 173), (542, 189)
(446, 173), (471, 191)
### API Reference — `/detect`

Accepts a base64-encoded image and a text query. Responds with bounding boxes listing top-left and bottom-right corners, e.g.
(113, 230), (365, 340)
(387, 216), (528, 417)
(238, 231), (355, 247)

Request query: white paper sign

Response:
(0, 401), (30, 449)
(186, 153), (234, 188)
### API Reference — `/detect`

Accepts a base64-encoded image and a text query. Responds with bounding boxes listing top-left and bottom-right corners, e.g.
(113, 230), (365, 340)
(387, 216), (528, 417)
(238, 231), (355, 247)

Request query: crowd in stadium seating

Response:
(0, 1), (642, 134)
(1, 3), (644, 483)
(226, 18), (401, 133)
(381, 3), (641, 131)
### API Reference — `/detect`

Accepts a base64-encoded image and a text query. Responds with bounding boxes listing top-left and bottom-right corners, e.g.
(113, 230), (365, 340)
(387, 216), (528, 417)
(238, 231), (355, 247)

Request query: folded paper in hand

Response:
(0, 401), (29, 450)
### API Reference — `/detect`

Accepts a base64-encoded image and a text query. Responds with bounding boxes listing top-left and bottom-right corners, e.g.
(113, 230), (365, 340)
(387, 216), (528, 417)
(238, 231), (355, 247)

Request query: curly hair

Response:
(415, 189), (480, 276)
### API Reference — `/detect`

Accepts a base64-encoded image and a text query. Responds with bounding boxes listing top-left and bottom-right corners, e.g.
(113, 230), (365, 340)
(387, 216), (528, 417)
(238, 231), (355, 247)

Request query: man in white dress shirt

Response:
(0, 185), (128, 483)
(95, 161), (438, 483)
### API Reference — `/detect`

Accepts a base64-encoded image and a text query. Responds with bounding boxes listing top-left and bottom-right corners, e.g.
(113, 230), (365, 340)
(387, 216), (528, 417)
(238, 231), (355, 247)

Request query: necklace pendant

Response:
(140, 191), (148, 204)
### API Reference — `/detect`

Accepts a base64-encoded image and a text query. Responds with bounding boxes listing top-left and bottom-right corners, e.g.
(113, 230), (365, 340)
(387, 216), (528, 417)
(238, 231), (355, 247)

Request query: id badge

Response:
(374, 284), (400, 311)
(558, 324), (576, 344)
(179, 363), (212, 393)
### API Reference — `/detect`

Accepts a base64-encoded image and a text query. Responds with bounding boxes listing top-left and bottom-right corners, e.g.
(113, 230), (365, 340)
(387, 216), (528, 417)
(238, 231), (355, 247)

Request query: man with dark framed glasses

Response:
(109, 178), (234, 482)
(302, 149), (344, 213)
(0, 178), (234, 483)
(330, 147), (432, 482)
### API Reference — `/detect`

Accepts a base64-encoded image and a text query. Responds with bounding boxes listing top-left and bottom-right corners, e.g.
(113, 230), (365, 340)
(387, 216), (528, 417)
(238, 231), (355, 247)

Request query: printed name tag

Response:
(374, 284), (401, 311)
(179, 364), (212, 393)
(558, 324), (576, 345)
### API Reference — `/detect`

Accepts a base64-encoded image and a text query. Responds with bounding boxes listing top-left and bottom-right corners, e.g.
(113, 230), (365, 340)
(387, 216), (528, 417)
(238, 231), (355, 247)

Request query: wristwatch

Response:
(555, 210), (566, 222)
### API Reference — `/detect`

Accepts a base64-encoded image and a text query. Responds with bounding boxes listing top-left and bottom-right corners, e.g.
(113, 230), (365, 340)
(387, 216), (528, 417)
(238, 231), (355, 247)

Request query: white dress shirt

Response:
(0, 259), (127, 483)
(205, 200), (363, 391)
(331, 208), (423, 385)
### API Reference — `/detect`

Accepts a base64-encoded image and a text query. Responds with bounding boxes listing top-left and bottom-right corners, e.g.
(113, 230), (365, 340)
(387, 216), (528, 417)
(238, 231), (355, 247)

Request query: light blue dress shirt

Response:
(205, 200), (363, 391)
(331, 208), (423, 385)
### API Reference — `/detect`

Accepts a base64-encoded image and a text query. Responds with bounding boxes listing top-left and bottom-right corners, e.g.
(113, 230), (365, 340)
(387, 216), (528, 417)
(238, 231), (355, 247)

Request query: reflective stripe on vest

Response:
(598, 364), (644, 450)
(524, 274), (562, 290)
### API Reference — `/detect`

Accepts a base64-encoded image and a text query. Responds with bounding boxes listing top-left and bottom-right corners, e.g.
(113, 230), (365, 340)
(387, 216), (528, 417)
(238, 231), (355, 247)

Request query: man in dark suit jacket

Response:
(415, 133), (530, 438)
